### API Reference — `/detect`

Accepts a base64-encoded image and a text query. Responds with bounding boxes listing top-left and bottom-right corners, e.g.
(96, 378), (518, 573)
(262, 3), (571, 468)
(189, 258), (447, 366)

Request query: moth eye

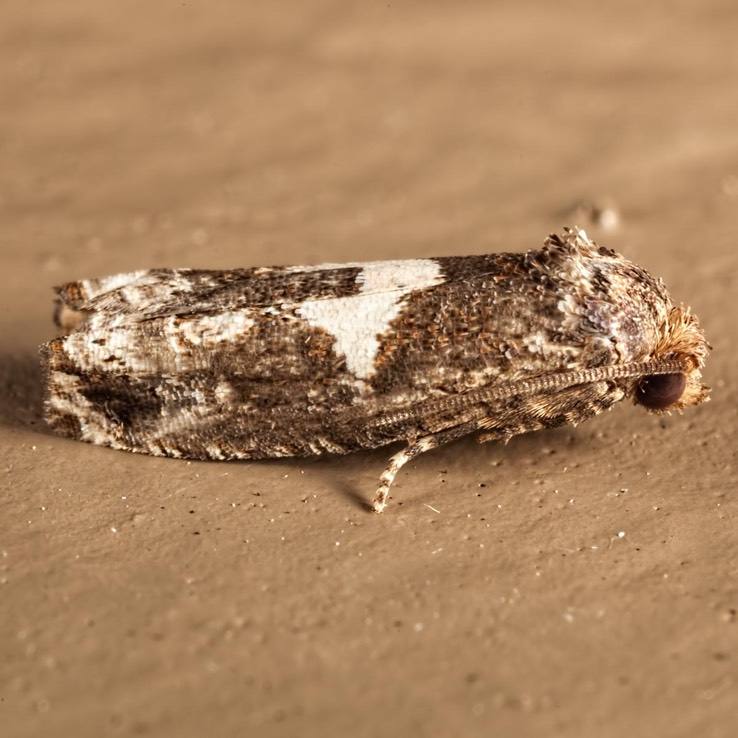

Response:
(635, 373), (687, 410)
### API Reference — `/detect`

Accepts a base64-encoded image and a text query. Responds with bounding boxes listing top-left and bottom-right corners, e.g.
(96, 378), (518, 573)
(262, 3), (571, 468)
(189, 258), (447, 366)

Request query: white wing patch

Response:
(78, 270), (152, 301)
(297, 259), (443, 378)
(167, 310), (256, 347)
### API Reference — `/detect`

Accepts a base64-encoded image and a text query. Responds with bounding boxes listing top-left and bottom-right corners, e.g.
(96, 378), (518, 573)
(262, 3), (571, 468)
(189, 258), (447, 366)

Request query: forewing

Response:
(53, 256), (503, 320)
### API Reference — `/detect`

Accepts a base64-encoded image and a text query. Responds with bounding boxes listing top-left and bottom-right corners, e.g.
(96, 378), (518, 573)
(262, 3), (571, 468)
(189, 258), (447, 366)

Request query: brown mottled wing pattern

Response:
(41, 229), (710, 511)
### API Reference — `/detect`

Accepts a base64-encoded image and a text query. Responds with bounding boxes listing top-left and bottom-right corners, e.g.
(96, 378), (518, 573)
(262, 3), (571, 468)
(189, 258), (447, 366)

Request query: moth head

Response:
(634, 305), (711, 413)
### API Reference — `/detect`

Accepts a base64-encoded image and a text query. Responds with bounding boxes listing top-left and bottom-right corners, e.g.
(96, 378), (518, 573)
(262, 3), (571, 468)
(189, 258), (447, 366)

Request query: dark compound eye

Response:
(635, 373), (686, 410)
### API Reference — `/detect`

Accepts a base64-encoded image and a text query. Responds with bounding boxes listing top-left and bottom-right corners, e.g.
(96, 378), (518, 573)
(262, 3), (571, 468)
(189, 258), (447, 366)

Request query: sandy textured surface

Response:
(2, 1), (737, 736)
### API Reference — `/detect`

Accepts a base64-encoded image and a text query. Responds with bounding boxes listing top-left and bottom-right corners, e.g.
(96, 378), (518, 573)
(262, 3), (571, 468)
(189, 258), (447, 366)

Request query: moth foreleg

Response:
(372, 380), (623, 512)
(372, 420), (481, 513)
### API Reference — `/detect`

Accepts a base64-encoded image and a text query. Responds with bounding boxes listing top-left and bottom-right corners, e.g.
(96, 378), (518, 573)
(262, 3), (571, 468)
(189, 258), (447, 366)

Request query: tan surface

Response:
(2, 2), (737, 736)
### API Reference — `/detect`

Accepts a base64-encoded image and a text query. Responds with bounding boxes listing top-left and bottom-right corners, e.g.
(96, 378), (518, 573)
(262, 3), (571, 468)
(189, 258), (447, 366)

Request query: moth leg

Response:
(476, 429), (513, 445)
(373, 381), (624, 512)
(373, 420), (480, 513)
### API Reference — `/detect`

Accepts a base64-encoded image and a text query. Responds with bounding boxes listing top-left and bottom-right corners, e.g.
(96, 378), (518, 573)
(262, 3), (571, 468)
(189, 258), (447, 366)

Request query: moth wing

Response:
(53, 256), (503, 323)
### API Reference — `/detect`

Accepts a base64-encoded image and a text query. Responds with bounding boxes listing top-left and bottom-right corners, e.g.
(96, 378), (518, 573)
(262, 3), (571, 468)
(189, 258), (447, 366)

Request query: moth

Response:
(42, 228), (710, 512)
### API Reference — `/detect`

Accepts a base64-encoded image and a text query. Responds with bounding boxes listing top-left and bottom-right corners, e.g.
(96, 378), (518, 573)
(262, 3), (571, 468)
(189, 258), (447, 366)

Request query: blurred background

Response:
(2, 2), (736, 736)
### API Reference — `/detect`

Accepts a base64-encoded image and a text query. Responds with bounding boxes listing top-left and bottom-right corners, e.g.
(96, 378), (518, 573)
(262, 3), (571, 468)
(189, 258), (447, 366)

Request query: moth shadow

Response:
(302, 448), (391, 513)
(332, 476), (376, 513)
(0, 352), (46, 434)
